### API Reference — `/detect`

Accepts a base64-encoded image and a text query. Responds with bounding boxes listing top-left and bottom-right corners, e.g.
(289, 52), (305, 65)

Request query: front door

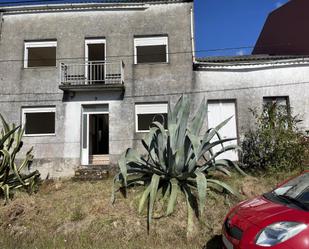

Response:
(207, 100), (238, 161)
(89, 114), (109, 165)
(85, 39), (106, 84)
(81, 106), (109, 165)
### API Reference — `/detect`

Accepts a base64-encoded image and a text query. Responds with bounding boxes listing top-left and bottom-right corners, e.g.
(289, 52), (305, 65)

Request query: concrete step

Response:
(89, 155), (110, 165)
(73, 165), (111, 181)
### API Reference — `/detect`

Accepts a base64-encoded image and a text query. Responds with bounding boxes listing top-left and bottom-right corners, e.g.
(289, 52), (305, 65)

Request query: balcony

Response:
(59, 60), (125, 92)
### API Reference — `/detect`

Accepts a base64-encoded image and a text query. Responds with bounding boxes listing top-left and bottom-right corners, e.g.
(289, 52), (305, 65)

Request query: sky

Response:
(0, 0), (290, 57)
(194, 0), (289, 57)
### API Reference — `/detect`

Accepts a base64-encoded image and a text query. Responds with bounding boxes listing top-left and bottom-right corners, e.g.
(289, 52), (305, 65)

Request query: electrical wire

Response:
(0, 43), (304, 64)
(0, 46), (252, 63)
(0, 80), (308, 102)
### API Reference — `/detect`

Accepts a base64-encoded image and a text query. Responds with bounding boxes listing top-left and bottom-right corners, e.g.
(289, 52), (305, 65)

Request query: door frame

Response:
(84, 38), (106, 83)
(81, 105), (109, 166)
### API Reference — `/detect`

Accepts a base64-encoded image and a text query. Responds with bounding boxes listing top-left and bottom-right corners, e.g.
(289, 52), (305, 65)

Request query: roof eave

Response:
(1, 3), (148, 13)
(194, 57), (309, 70)
(0, 0), (193, 14)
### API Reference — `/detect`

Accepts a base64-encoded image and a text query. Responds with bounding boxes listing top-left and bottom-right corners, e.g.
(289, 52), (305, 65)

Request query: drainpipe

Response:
(0, 12), (3, 41)
(190, 6), (196, 62)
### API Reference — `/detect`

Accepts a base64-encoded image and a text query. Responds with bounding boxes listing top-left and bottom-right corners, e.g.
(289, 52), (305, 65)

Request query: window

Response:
(263, 96), (290, 113)
(135, 103), (168, 132)
(22, 107), (56, 136)
(134, 36), (168, 64)
(24, 41), (57, 68)
(263, 96), (289, 106)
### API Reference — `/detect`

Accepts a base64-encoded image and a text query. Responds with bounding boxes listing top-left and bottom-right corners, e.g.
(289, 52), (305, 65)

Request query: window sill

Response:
(23, 66), (57, 70)
(24, 134), (56, 137)
(135, 130), (150, 133)
(135, 129), (168, 133)
(134, 62), (169, 66)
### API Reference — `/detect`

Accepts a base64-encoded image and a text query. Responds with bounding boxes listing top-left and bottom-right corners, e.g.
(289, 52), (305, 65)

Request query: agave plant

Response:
(0, 114), (40, 204)
(112, 96), (245, 233)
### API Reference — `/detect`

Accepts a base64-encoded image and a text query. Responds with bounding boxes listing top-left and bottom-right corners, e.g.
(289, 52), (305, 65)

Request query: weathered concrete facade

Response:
(0, 1), (195, 177)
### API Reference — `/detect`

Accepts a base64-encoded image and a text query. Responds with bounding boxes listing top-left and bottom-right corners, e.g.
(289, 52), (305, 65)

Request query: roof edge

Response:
(0, 0), (192, 13)
(194, 55), (309, 70)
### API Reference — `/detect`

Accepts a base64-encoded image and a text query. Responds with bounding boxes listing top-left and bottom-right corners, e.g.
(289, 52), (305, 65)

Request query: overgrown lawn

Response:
(0, 170), (300, 249)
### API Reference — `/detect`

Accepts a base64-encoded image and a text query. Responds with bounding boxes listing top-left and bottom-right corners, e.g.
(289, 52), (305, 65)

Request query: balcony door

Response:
(85, 39), (106, 84)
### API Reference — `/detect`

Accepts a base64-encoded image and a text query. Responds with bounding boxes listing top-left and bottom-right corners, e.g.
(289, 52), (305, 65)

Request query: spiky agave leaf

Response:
(195, 171), (207, 217)
(0, 115), (40, 204)
(188, 97), (207, 136)
(0, 126), (20, 150)
(166, 179), (179, 216)
(138, 184), (152, 214)
(0, 114), (10, 134)
(147, 174), (160, 231)
(182, 184), (198, 236)
(207, 179), (241, 197)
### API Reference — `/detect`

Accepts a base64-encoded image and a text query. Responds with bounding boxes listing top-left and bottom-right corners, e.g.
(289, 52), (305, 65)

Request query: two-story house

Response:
(0, 0), (195, 177)
(1, 0), (308, 178)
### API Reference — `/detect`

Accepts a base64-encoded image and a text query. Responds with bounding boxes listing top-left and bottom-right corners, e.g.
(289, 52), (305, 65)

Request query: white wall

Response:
(194, 61), (309, 137)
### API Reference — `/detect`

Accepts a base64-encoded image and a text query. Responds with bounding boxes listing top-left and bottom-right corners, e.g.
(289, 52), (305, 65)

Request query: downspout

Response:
(190, 6), (196, 62)
(0, 12), (3, 42)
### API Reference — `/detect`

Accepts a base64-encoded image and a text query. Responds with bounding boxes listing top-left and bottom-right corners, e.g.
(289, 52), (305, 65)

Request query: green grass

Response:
(0, 170), (299, 249)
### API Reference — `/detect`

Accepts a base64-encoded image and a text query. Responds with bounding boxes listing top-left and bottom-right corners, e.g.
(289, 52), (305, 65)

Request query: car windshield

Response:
(272, 172), (309, 210)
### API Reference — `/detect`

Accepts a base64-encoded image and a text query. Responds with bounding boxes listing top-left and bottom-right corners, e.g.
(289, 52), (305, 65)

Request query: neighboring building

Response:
(253, 0), (309, 55)
(194, 55), (309, 143)
(0, 0), (195, 177)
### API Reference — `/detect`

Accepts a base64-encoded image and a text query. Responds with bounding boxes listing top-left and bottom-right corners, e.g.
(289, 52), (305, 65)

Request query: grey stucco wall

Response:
(0, 2), (194, 178)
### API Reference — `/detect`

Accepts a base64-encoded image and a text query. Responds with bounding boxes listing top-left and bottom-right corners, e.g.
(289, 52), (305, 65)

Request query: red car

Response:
(222, 171), (309, 249)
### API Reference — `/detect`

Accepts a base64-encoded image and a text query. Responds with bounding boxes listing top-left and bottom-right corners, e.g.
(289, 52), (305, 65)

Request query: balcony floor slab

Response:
(59, 83), (125, 92)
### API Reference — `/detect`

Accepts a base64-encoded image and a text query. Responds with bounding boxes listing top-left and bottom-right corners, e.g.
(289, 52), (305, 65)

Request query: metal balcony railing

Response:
(60, 60), (124, 86)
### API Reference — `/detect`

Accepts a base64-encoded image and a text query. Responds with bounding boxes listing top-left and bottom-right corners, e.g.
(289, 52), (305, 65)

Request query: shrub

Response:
(0, 114), (40, 204)
(241, 103), (308, 174)
(112, 96), (245, 234)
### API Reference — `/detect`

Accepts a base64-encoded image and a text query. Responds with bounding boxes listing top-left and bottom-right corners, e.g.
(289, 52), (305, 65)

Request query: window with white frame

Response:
(22, 107), (56, 136)
(135, 103), (168, 132)
(24, 41), (57, 68)
(134, 36), (168, 64)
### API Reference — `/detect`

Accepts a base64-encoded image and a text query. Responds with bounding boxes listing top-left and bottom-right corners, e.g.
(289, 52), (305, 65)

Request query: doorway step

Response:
(89, 155), (109, 165)
(73, 165), (111, 181)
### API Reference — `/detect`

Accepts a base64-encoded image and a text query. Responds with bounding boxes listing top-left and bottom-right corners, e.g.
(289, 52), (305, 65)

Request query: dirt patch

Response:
(56, 216), (95, 235)
(6, 203), (25, 223)
(39, 179), (65, 193)
(240, 176), (270, 198)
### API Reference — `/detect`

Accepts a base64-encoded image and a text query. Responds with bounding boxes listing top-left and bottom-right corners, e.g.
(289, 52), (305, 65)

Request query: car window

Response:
(298, 187), (309, 204)
(274, 173), (309, 203)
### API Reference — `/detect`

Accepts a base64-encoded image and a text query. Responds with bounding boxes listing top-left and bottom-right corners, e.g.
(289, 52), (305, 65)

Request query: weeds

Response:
(0, 172), (295, 249)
